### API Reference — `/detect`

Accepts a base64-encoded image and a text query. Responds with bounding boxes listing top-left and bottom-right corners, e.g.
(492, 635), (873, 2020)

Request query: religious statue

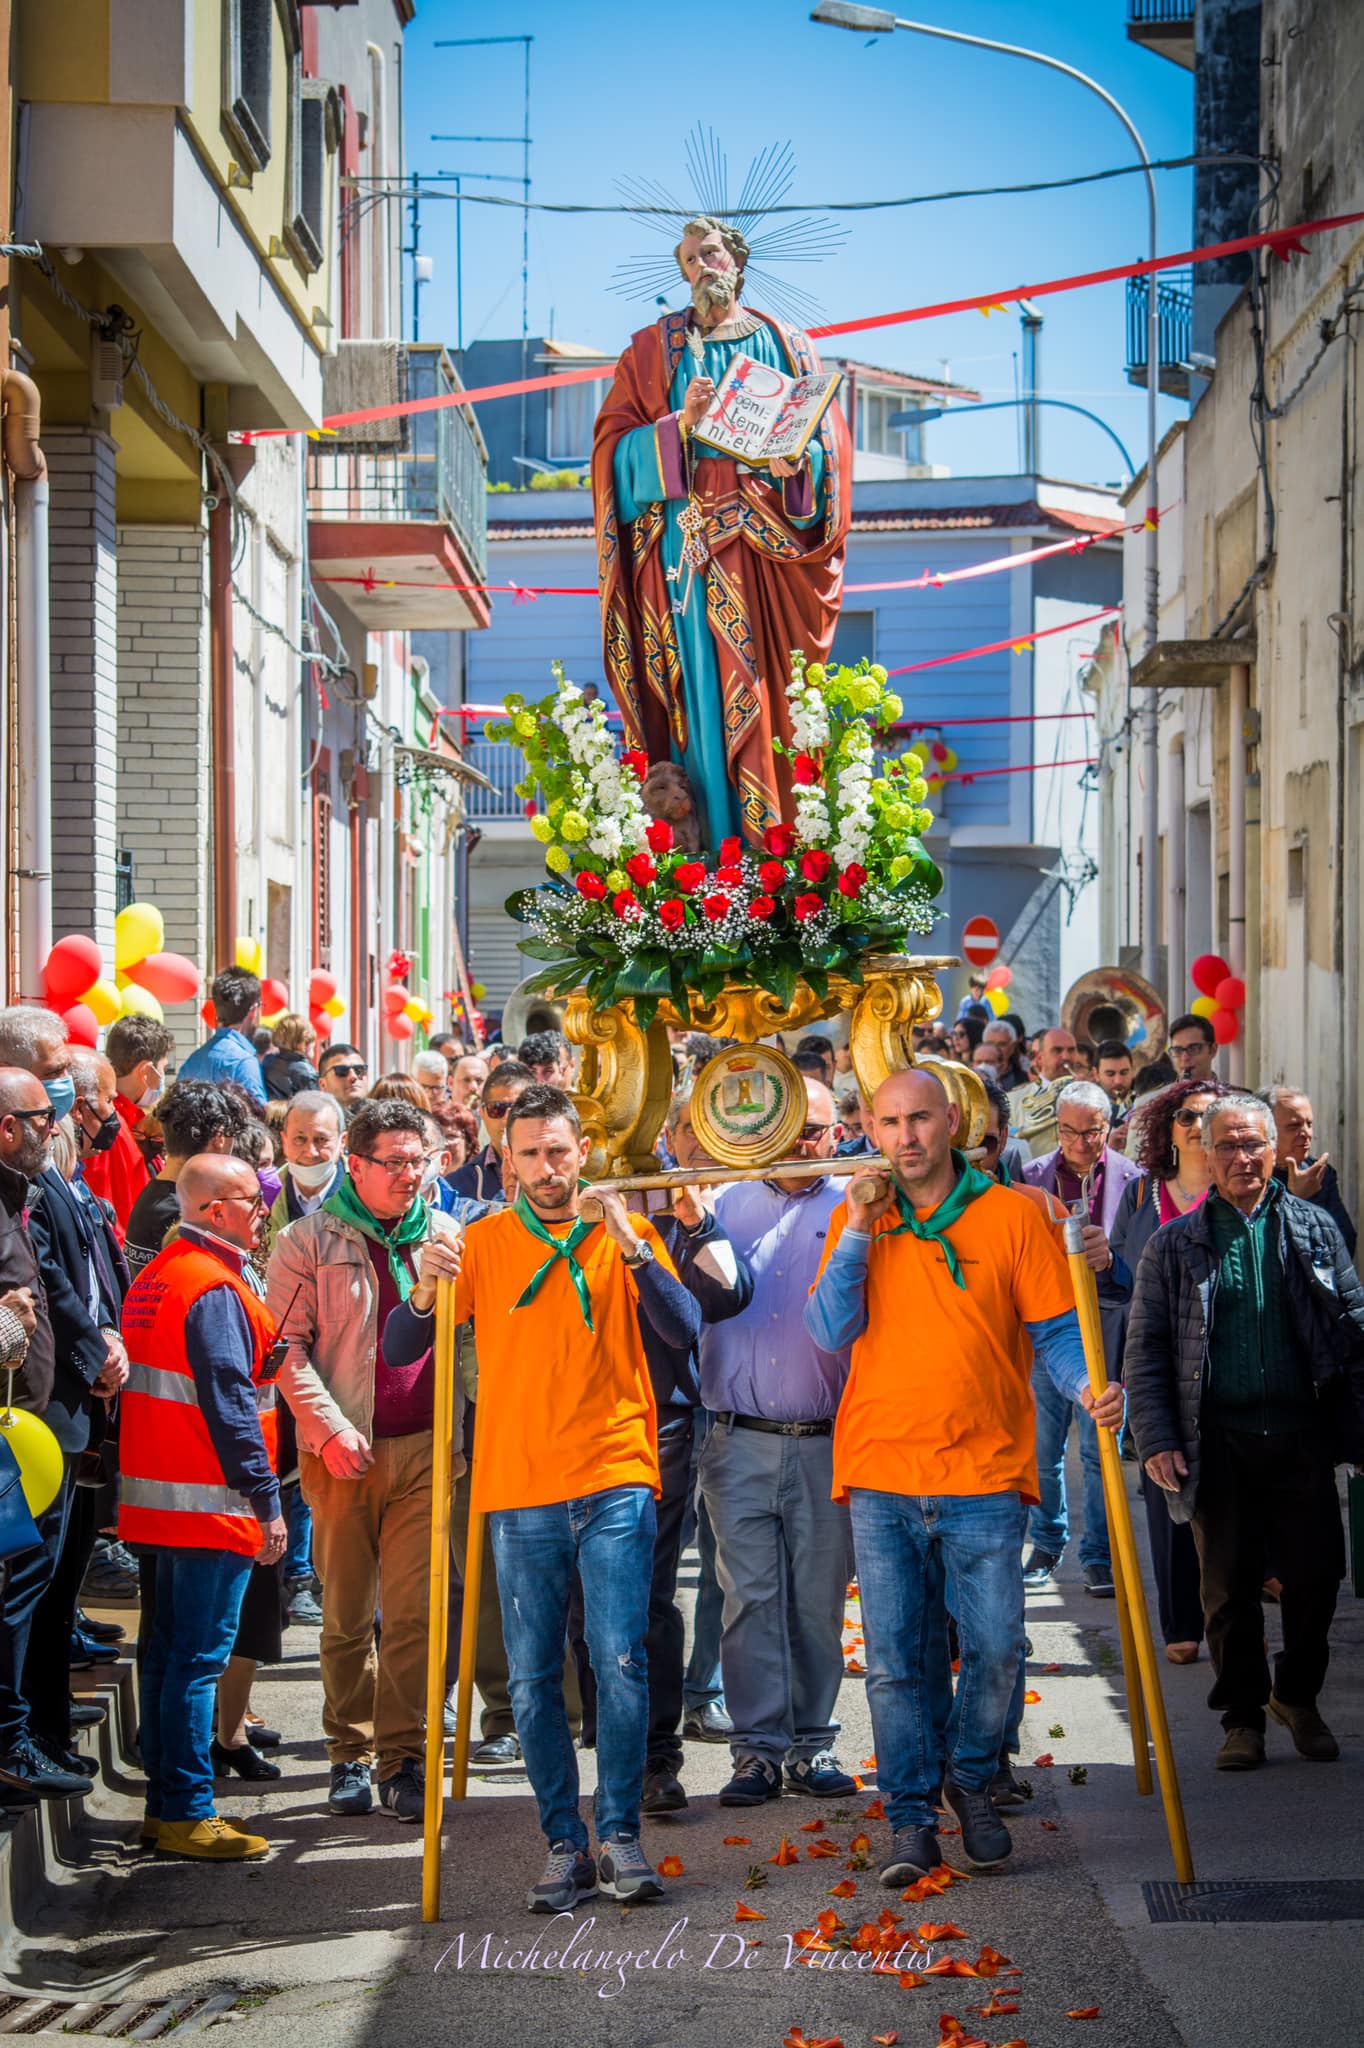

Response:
(591, 214), (851, 852)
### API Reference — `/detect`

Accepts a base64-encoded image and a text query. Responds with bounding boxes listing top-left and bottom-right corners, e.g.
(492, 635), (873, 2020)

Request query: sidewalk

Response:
(5, 1455), (1362, 2047)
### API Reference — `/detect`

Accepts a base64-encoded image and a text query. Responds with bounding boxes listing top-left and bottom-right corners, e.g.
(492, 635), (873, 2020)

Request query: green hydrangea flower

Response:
(530, 815), (554, 844)
(605, 868), (628, 893)
(890, 854), (912, 882)
(513, 711), (538, 739)
(908, 776), (929, 804)
(869, 664), (888, 685)
(560, 810), (588, 843)
(881, 692), (903, 722)
(545, 845), (571, 874)
(913, 807), (935, 834)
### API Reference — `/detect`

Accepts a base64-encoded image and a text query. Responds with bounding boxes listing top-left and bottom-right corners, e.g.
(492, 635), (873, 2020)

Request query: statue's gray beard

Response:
(692, 268), (737, 317)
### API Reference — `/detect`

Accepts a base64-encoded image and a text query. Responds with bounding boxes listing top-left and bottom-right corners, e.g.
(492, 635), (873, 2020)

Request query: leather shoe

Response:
(1215, 1725), (1265, 1770)
(1021, 1549), (1059, 1588)
(682, 1700), (733, 1742)
(641, 1763), (688, 1814)
(1268, 1696), (1339, 1761)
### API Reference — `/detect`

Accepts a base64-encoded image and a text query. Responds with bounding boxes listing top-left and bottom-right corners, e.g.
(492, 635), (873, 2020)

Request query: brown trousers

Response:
(302, 1434), (453, 1779)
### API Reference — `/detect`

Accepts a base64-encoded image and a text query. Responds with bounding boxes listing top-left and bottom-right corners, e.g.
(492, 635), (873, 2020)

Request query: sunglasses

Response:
(482, 1100), (514, 1119)
(326, 1063), (368, 1079)
(1172, 1107), (1206, 1127)
(8, 1105), (57, 1130)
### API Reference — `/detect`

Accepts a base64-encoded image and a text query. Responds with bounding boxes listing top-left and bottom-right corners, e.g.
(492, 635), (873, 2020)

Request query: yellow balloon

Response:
(0, 1405), (64, 1516)
(1190, 994), (1217, 1019)
(82, 978), (122, 1025)
(471, 982), (487, 1001)
(261, 1008), (287, 1029)
(114, 901), (164, 971)
(987, 987), (1009, 1016)
(235, 935), (264, 976)
(322, 994), (345, 1019)
(119, 984), (164, 1024)
(403, 997), (424, 1023)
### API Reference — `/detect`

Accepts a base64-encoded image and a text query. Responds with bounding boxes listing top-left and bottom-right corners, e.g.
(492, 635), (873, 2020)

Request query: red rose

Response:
(701, 893), (732, 922)
(673, 860), (707, 894)
(758, 859), (788, 892)
(719, 835), (742, 866)
(658, 898), (686, 931)
(625, 852), (657, 888)
(715, 863), (744, 888)
(794, 892), (823, 923)
(645, 819), (674, 853)
(837, 863), (868, 898)
(575, 871), (607, 900)
(764, 824), (796, 857)
(799, 848), (832, 883)
(622, 748), (649, 780)
(792, 751), (820, 786)
(748, 895), (776, 922)
(612, 889), (640, 920)
(524, 800), (538, 819)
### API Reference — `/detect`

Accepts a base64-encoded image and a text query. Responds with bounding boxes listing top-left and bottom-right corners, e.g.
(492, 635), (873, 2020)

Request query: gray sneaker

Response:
(943, 1778), (1012, 1869)
(597, 1832), (664, 1903)
(529, 1840), (597, 1914)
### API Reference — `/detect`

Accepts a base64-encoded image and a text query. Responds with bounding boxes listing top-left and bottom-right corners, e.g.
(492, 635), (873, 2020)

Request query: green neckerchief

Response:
(323, 1173), (428, 1302)
(996, 1154), (1013, 1188)
(887, 1151), (994, 1290)
(512, 1189), (598, 1331)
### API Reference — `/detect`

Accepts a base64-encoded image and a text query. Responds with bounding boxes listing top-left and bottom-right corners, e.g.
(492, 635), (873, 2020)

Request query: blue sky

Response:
(402, 1), (1196, 488)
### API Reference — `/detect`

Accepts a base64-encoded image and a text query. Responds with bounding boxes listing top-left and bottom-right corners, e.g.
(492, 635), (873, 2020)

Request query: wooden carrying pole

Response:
(421, 1277), (459, 1922)
(1064, 1217), (1194, 1882)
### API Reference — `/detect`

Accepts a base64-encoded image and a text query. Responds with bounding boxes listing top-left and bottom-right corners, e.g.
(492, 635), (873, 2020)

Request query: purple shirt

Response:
(368, 1241), (433, 1438)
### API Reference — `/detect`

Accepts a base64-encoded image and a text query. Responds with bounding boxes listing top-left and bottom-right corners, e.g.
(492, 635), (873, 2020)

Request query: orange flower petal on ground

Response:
(877, 1908), (902, 1929)
(723, 1836), (752, 1846)
(976, 1997), (1021, 2016)
(1024, 1688), (1042, 1703)
(924, 1958), (979, 1977)
(733, 1902), (766, 1922)
(1066, 2008), (1101, 2020)
(845, 1659), (867, 1674)
(770, 1837), (801, 1866)
(1040, 1819), (1060, 1832)
(872, 2033), (900, 2044)
(657, 1855), (684, 1877)
(862, 1797), (886, 1820)
(828, 1879), (858, 1898)
(917, 1922), (968, 1941)
(800, 1818), (827, 1832)
(850, 1832), (871, 1855)
(1044, 1661), (1063, 1672)
(1033, 1753), (1055, 1767)
(807, 1841), (843, 1859)
(860, 1755), (877, 1770)
(816, 1909), (846, 1936)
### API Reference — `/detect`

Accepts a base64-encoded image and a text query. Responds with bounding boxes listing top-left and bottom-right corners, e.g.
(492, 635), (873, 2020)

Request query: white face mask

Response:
(289, 1157), (337, 1193)
(138, 1078), (163, 1110)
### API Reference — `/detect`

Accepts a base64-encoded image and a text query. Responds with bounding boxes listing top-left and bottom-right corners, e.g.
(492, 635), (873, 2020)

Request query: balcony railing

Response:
(1125, 0), (1195, 69)
(1127, 0), (1194, 22)
(461, 738), (533, 822)
(1125, 273), (1195, 400)
(308, 344), (488, 583)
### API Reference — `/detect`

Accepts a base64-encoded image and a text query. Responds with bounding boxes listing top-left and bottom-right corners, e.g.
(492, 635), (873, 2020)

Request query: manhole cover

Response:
(1144, 1879), (1364, 1924)
(0, 1988), (239, 2036)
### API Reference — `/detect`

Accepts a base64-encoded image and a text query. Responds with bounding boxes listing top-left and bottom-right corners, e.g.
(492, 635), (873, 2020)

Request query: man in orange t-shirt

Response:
(805, 1068), (1123, 1883)
(448, 1084), (701, 1918)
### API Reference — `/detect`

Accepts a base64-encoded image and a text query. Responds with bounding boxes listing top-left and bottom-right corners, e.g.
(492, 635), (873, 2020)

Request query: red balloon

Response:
(308, 969), (338, 1007)
(984, 964), (1012, 992)
(383, 984), (411, 1016)
(1214, 975), (1246, 1011)
(312, 1011), (333, 1039)
(124, 950), (201, 1005)
(200, 1000), (216, 1029)
(261, 977), (290, 1016)
(42, 934), (103, 1005)
(1191, 953), (1231, 999)
(60, 1002), (99, 1048)
(386, 1013), (414, 1042)
(1210, 1006), (1239, 1045)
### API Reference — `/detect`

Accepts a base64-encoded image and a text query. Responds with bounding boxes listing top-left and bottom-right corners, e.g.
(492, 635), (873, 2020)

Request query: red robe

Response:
(591, 308), (851, 845)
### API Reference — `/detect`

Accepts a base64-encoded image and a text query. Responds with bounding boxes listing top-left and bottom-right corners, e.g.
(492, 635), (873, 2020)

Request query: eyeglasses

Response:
(1172, 1107), (1206, 1128)
(200, 1191), (265, 1214)
(1057, 1123), (1107, 1143)
(799, 1121), (837, 1142)
(353, 1152), (424, 1177)
(8, 1106), (57, 1130)
(326, 1063), (368, 1080)
(1211, 1140), (1269, 1161)
(1170, 1040), (1208, 1057)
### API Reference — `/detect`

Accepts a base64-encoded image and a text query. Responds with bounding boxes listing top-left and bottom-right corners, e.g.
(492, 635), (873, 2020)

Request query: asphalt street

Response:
(11, 1453), (1364, 2048)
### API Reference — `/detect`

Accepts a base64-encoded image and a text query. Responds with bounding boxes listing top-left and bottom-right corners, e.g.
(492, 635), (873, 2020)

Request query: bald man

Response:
(698, 1079), (859, 1808)
(119, 1152), (285, 1860)
(806, 1068), (1123, 1882)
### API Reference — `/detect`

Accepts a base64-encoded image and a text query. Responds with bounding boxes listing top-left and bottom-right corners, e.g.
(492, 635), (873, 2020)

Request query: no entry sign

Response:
(962, 916), (1000, 967)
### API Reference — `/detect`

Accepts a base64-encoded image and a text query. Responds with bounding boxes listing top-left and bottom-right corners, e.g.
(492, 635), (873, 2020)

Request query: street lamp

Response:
(889, 400), (1135, 480)
(811, 1), (1162, 987)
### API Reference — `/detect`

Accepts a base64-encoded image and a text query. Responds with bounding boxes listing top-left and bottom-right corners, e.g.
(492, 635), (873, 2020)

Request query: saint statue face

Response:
(677, 225), (741, 323)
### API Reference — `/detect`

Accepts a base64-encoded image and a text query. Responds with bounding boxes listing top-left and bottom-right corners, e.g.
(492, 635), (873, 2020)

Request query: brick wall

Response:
(116, 526), (210, 1063)
(47, 428), (119, 956)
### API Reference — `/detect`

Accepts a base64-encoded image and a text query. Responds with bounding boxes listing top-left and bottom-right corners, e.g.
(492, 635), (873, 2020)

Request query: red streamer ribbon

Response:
(885, 608), (1119, 677)
(236, 210), (1364, 442)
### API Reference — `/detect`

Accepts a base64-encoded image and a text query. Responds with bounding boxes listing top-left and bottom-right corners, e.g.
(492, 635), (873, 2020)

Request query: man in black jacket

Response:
(1261, 1083), (1357, 1256)
(1126, 1093), (1364, 1773)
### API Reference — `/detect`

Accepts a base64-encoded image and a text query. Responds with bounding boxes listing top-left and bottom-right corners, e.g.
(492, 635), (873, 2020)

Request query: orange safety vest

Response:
(118, 1236), (279, 1557)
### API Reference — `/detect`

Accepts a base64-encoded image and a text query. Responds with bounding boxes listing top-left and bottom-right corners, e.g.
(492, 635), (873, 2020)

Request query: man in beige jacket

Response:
(267, 1097), (463, 1822)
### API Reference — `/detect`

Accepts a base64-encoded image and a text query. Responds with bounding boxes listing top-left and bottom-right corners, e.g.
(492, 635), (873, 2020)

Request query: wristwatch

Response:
(624, 1239), (655, 1269)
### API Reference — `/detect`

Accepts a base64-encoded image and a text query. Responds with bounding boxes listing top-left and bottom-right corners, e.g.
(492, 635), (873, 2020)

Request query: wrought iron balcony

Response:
(1125, 273), (1195, 401)
(1126, 0), (1195, 69)
(308, 343), (490, 631)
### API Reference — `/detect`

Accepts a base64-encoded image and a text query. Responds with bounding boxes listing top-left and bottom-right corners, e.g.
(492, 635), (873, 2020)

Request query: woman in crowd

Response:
(262, 1016), (320, 1102)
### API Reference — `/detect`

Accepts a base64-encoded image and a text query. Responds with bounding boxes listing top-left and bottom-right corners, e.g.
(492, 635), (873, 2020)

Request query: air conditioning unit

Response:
(90, 335), (124, 411)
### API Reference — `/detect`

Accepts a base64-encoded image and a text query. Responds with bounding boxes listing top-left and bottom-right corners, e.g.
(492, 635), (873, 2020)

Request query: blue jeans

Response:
(850, 1487), (1025, 1831)
(141, 1546), (253, 1821)
(491, 1486), (655, 1851)
(1028, 1356), (1110, 1569)
(282, 1481), (313, 1582)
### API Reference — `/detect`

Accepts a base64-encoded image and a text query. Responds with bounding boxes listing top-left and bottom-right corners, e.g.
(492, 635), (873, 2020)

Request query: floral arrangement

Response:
(490, 655), (943, 1030)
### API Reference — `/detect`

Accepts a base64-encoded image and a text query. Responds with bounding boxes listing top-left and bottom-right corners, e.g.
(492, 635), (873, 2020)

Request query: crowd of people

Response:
(1, 963), (1360, 1908)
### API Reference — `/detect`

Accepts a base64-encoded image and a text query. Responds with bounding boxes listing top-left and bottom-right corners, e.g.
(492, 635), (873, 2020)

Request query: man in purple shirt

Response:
(699, 1081), (857, 1807)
